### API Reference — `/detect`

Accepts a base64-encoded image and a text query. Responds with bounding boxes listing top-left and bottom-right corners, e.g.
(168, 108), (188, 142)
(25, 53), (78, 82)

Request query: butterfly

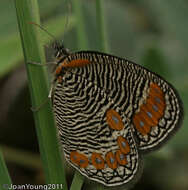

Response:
(51, 42), (184, 187)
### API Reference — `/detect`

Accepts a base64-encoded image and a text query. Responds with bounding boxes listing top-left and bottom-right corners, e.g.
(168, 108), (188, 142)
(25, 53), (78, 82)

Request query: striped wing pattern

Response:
(52, 51), (183, 186)
(53, 73), (141, 186)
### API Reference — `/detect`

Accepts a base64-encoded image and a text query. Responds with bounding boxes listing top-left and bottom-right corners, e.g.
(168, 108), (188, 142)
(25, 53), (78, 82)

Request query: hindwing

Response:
(53, 70), (142, 186)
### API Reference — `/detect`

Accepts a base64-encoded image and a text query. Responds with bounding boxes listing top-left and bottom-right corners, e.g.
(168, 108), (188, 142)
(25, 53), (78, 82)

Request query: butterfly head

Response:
(53, 41), (70, 61)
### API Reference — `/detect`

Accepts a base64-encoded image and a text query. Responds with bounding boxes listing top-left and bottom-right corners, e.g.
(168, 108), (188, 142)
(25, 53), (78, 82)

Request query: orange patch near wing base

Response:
(106, 109), (124, 130)
(55, 64), (63, 75)
(91, 152), (105, 170)
(70, 151), (89, 168)
(56, 59), (90, 75)
(62, 59), (91, 68)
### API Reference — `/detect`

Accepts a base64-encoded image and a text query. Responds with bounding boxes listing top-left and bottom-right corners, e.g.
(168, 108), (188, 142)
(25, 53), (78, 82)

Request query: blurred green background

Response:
(0, 0), (187, 189)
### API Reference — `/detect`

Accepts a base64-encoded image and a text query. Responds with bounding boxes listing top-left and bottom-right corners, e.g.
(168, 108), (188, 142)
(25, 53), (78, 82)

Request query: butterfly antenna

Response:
(29, 21), (58, 43)
(62, 0), (72, 43)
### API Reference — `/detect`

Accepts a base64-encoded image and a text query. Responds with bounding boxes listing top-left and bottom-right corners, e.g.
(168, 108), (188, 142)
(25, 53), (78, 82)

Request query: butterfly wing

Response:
(53, 51), (183, 186)
(57, 51), (183, 153)
(53, 69), (142, 187)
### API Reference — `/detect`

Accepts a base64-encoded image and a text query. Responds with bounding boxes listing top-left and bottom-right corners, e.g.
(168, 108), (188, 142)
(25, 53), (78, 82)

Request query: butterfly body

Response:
(52, 50), (183, 187)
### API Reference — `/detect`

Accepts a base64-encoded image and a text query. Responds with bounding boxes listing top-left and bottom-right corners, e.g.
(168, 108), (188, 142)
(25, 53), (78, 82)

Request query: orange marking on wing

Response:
(140, 104), (158, 126)
(62, 59), (90, 68)
(117, 136), (131, 154)
(70, 151), (89, 168)
(91, 152), (105, 170)
(146, 96), (162, 120)
(149, 83), (166, 115)
(133, 113), (146, 135)
(55, 59), (90, 75)
(55, 64), (63, 75)
(115, 150), (128, 165)
(105, 152), (118, 169)
(133, 83), (167, 135)
(149, 95), (165, 115)
(106, 109), (124, 131)
(150, 83), (163, 96)
(133, 112), (151, 135)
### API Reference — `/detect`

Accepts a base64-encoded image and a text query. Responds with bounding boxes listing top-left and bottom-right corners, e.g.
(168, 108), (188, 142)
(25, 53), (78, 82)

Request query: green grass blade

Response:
(96, 0), (108, 52)
(14, 1), (67, 189)
(70, 171), (84, 190)
(0, 149), (12, 189)
(71, 0), (88, 49)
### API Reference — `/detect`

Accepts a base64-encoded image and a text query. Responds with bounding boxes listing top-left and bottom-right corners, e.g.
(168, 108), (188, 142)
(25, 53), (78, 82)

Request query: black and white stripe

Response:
(52, 51), (183, 186)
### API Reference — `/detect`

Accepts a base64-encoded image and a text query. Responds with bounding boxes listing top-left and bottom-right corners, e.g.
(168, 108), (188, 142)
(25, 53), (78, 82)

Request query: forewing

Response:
(62, 51), (183, 153)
